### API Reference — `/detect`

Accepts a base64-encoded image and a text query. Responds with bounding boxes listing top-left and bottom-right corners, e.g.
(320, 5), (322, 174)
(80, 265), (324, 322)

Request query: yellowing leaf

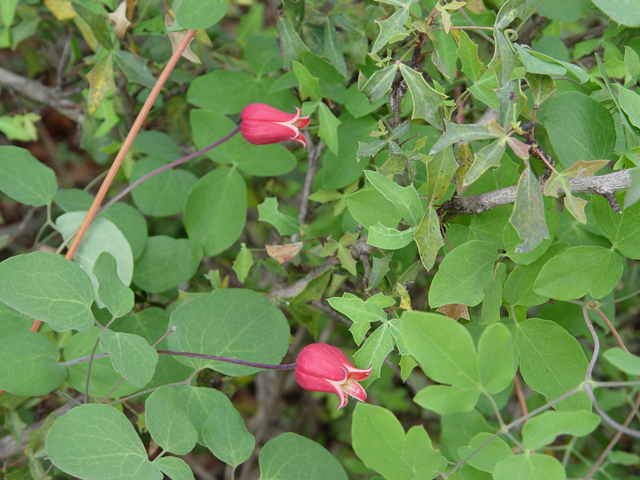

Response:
(86, 53), (115, 115)
(44, 0), (76, 20)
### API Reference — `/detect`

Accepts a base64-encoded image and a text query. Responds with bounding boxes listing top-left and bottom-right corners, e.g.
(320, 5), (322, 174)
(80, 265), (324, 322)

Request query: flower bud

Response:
(240, 103), (310, 147)
(294, 343), (372, 409)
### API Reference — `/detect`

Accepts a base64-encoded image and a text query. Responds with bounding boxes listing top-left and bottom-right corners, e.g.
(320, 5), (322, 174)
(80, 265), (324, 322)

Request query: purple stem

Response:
(60, 349), (296, 370)
(98, 125), (242, 215)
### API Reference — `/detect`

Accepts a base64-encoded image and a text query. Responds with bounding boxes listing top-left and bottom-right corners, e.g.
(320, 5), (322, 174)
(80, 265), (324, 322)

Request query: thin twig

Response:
(27, 29), (197, 334)
(292, 132), (324, 242)
(513, 373), (528, 418)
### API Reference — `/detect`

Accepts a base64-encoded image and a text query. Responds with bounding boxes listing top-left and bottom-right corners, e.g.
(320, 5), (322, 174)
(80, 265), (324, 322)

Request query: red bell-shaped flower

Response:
(294, 343), (372, 409)
(240, 103), (310, 147)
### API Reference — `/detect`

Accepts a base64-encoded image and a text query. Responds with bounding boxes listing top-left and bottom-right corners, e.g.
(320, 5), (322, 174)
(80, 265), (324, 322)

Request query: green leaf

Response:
(414, 383), (481, 415)
(46, 404), (161, 480)
(174, 386), (234, 445)
(0, 146), (57, 206)
(495, 0), (531, 29)
(591, 0), (640, 26)
(153, 457), (195, 480)
(517, 45), (588, 83)
(232, 243), (254, 283)
(464, 139), (507, 187)
(399, 64), (447, 128)
(360, 64), (399, 102)
(429, 121), (499, 154)
(478, 323), (516, 394)
(72, 2), (111, 50)
(353, 324), (393, 384)
(86, 52), (115, 114)
(278, 16), (309, 68)
(259, 432), (347, 480)
(347, 187), (402, 229)
(202, 401), (255, 467)
(480, 262), (507, 326)
(591, 195), (640, 259)
(327, 293), (386, 323)
(457, 30), (485, 83)
(318, 102), (341, 155)
(323, 17), (347, 76)
(503, 196), (558, 265)
(57, 212), (134, 296)
(509, 166), (550, 253)
(414, 206), (444, 271)
(174, 0), (226, 30)
(429, 241), (499, 307)
(133, 236), (202, 294)
(399, 311), (480, 391)
(316, 114), (377, 190)
(292, 61), (320, 101)
(113, 50), (156, 88)
(494, 454), (565, 480)
(503, 243), (568, 307)
(457, 433), (513, 473)
(364, 170), (423, 226)
(352, 403), (442, 480)
(245, 35), (282, 76)
(146, 386), (198, 455)
(0, 331), (66, 396)
(441, 410), (492, 462)
(533, 246), (623, 300)
(184, 167), (246, 256)
(424, 146), (457, 204)
(514, 318), (590, 411)
(93, 252), (134, 318)
(372, 8), (409, 54)
(257, 197), (300, 236)
(603, 347), (640, 374)
(0, 251), (94, 332)
(522, 410), (600, 450)
(99, 331), (158, 387)
(187, 73), (298, 116)
(543, 91), (616, 169)
(130, 158), (198, 217)
(168, 289), (290, 376)
(64, 327), (140, 398)
(368, 223), (416, 250)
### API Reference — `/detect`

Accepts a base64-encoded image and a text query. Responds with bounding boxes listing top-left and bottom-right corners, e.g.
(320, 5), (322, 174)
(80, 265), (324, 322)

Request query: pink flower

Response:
(240, 103), (310, 147)
(295, 343), (372, 409)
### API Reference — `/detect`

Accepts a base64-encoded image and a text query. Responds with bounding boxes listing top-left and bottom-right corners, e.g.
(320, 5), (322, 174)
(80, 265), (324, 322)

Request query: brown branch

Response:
(441, 169), (631, 217)
(292, 133), (324, 241)
(0, 67), (83, 123)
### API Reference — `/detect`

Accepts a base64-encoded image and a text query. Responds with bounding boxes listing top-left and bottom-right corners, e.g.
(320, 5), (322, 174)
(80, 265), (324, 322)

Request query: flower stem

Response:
(98, 125), (242, 214)
(60, 349), (296, 371)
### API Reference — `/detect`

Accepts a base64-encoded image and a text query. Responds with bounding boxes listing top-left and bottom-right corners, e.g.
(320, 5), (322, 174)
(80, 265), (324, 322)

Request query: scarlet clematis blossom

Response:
(295, 343), (372, 409)
(240, 103), (310, 147)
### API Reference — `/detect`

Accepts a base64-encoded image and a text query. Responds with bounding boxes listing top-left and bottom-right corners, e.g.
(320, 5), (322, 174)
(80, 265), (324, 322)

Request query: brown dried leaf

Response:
(437, 303), (470, 321)
(266, 243), (304, 264)
(506, 136), (531, 160)
(108, 2), (131, 39)
(165, 14), (201, 64)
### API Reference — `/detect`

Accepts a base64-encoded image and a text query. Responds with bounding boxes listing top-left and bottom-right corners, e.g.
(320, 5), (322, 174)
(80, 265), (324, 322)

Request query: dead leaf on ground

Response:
(266, 243), (304, 264)
(437, 303), (470, 321)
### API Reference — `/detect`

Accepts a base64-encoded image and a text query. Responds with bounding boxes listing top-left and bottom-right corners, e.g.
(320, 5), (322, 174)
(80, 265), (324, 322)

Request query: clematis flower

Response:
(294, 343), (372, 409)
(240, 103), (310, 147)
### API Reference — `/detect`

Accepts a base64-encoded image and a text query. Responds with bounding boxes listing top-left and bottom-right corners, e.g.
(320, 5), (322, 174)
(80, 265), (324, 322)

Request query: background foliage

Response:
(1, 0), (640, 479)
